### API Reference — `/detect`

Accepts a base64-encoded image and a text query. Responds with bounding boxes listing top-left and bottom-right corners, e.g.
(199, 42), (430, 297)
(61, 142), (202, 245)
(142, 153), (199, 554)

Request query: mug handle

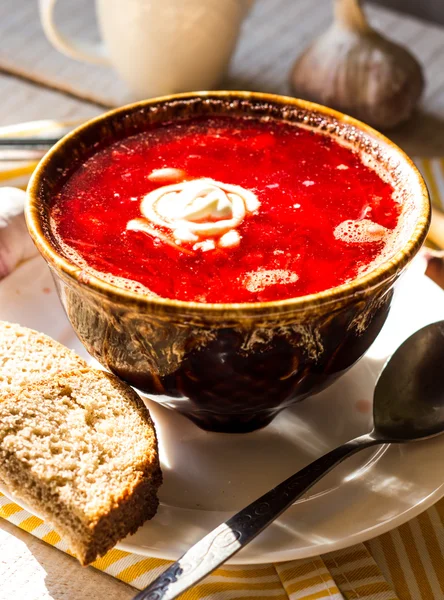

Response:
(39, 0), (110, 66)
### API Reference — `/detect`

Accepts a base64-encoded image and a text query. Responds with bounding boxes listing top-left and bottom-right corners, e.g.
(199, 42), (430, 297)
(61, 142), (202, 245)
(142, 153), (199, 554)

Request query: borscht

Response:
(50, 116), (401, 303)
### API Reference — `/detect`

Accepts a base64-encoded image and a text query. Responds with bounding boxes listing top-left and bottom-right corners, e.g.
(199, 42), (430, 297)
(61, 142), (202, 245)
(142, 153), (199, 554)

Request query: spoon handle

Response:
(133, 432), (380, 600)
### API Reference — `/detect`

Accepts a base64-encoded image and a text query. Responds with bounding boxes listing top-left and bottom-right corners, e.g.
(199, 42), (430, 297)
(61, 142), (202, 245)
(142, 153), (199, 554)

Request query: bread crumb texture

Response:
(0, 367), (162, 565)
(0, 321), (87, 393)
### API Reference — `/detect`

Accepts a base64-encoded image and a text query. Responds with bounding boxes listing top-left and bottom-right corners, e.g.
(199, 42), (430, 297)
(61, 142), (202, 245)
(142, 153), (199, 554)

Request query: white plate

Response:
(1, 255), (444, 564)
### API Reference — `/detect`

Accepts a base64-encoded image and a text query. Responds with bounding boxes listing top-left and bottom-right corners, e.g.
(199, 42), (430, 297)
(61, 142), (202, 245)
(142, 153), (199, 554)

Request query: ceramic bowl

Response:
(26, 91), (430, 433)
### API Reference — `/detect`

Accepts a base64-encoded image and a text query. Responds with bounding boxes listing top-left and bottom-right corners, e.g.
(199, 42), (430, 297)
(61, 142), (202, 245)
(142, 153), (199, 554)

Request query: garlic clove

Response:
(0, 187), (38, 278)
(289, 0), (425, 130)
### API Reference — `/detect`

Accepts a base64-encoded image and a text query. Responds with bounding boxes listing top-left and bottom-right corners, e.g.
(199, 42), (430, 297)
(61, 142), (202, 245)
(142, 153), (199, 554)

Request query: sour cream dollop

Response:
(127, 177), (260, 251)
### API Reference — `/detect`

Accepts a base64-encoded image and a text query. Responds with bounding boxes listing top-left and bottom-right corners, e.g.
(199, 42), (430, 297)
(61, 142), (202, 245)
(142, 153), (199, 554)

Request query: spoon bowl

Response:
(374, 320), (444, 441)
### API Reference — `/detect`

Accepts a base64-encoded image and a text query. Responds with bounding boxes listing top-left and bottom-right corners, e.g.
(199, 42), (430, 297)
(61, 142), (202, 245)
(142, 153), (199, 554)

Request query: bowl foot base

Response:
(181, 411), (277, 433)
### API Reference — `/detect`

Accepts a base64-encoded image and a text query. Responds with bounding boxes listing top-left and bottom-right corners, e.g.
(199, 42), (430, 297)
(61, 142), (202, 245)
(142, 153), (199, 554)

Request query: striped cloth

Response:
(2, 123), (444, 599)
(5, 491), (444, 598)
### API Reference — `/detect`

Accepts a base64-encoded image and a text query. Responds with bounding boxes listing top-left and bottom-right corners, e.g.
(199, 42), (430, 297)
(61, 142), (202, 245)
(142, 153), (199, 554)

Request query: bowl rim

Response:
(25, 90), (431, 317)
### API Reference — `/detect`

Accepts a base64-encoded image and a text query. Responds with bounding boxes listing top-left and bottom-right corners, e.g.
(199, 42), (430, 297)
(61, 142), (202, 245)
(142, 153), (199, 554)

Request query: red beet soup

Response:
(50, 115), (400, 303)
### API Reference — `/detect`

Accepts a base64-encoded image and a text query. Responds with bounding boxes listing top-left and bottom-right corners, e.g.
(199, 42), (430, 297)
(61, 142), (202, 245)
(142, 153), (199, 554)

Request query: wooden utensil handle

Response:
(428, 208), (444, 250)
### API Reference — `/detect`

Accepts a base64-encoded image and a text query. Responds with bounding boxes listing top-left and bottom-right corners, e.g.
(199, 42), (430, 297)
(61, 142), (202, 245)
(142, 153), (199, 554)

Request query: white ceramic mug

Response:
(39, 0), (253, 99)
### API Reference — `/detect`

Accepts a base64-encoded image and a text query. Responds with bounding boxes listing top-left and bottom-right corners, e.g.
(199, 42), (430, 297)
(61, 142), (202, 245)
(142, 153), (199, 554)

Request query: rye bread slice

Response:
(0, 368), (162, 565)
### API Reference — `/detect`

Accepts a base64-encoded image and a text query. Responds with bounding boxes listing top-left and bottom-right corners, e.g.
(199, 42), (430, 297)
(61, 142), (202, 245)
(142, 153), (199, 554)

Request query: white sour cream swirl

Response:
(127, 177), (260, 251)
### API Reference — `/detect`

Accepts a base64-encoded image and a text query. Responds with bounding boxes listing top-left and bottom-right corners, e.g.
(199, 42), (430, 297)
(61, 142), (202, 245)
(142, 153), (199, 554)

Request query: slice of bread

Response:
(0, 368), (162, 565)
(0, 321), (87, 394)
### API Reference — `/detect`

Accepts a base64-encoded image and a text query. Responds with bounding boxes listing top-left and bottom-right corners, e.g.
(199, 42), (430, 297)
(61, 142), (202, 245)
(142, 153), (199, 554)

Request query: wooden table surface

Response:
(1, 1), (444, 598)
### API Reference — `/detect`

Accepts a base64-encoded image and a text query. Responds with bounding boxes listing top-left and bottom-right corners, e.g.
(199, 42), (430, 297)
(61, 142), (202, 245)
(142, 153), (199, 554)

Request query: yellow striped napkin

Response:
(1, 123), (444, 599)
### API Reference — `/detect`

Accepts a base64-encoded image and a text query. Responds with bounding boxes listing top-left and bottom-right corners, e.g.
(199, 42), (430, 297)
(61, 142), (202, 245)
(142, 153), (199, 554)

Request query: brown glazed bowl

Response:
(26, 92), (430, 433)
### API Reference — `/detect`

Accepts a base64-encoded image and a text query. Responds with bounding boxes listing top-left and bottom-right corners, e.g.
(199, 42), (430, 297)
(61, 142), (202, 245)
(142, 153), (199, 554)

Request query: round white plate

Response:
(1, 255), (444, 564)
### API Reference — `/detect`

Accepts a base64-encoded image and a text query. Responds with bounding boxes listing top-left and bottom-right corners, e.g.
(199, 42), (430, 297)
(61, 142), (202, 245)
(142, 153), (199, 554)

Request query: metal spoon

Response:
(0, 121), (78, 161)
(134, 320), (444, 600)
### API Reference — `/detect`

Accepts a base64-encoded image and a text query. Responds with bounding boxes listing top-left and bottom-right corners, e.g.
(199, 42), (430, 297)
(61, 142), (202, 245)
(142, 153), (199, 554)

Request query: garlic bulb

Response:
(289, 0), (424, 129)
